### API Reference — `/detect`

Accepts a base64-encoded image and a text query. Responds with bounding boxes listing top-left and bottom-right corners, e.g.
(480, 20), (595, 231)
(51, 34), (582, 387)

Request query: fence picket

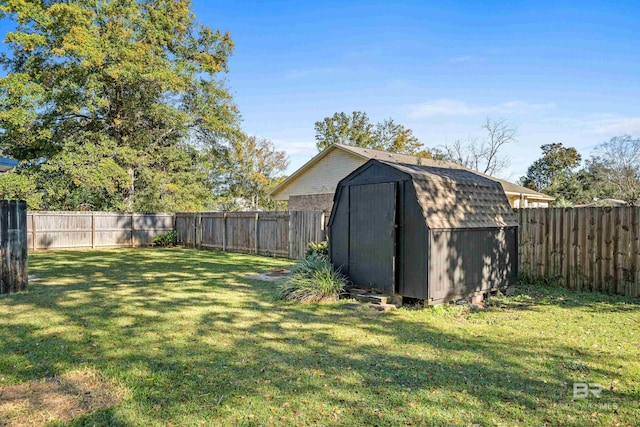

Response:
(175, 210), (324, 260)
(28, 211), (174, 250)
(20, 207), (640, 297)
(517, 206), (640, 297)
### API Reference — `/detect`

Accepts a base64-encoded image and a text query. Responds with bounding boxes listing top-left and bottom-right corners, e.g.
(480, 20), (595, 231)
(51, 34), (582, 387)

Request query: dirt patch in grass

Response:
(0, 369), (126, 427)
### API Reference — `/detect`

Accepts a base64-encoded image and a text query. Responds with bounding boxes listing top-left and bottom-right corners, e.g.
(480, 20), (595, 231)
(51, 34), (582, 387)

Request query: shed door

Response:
(348, 182), (397, 292)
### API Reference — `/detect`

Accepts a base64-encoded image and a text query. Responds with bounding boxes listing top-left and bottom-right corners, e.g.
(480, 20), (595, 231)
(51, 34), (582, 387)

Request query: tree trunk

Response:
(127, 167), (135, 211)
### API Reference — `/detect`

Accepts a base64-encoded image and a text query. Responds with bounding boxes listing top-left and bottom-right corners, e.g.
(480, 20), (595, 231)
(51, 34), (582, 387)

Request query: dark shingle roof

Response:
(379, 161), (519, 229)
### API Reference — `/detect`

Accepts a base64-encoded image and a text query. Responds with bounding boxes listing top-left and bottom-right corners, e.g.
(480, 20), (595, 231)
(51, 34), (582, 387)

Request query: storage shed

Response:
(328, 159), (519, 305)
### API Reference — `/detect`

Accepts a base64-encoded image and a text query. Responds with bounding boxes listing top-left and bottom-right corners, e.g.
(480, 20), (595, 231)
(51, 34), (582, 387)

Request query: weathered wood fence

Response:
(517, 207), (640, 297)
(23, 207), (640, 297)
(27, 211), (174, 250)
(0, 201), (28, 294)
(175, 210), (325, 259)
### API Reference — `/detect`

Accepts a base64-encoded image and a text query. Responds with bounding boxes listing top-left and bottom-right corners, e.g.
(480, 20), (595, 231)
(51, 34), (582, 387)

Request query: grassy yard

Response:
(0, 248), (639, 426)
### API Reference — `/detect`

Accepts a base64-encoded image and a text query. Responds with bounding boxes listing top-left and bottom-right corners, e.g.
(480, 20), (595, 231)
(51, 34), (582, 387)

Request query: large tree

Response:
(0, 0), (240, 211)
(314, 111), (425, 155)
(314, 111), (376, 150)
(212, 135), (288, 210)
(519, 143), (583, 202)
(584, 135), (640, 205)
(374, 118), (423, 155)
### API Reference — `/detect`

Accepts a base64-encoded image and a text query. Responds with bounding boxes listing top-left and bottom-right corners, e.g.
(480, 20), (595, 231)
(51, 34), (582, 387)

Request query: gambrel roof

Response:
(378, 161), (519, 229)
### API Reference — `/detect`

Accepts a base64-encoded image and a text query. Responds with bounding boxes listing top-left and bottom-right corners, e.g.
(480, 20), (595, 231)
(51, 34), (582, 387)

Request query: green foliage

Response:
(0, 0), (240, 211)
(278, 254), (347, 302)
(552, 197), (574, 207)
(211, 135), (288, 210)
(373, 118), (423, 155)
(520, 143), (581, 190)
(0, 170), (42, 209)
(519, 136), (640, 205)
(314, 111), (376, 150)
(314, 111), (425, 154)
(584, 135), (640, 205)
(152, 230), (178, 247)
(519, 143), (584, 203)
(305, 240), (328, 258)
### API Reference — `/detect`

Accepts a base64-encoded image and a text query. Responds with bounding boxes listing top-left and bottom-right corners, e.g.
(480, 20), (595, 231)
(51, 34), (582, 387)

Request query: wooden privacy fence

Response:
(517, 207), (640, 297)
(0, 201), (28, 294)
(175, 210), (325, 259)
(27, 211), (174, 250)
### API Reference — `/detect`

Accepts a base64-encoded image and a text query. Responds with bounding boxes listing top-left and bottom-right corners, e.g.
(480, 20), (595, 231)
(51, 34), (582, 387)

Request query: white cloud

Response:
(542, 115), (640, 136)
(406, 99), (556, 119)
(590, 117), (640, 135)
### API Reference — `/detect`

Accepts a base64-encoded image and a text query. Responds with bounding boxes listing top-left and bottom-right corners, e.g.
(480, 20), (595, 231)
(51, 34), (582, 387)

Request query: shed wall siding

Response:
(428, 228), (517, 302)
(289, 193), (334, 212)
(398, 182), (428, 299)
(329, 187), (350, 273)
(273, 150), (365, 200)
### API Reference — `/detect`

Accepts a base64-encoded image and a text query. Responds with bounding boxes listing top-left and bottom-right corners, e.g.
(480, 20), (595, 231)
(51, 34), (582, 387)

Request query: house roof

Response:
(269, 143), (554, 201)
(575, 198), (627, 207)
(0, 157), (18, 172)
(336, 144), (554, 201)
(376, 160), (519, 229)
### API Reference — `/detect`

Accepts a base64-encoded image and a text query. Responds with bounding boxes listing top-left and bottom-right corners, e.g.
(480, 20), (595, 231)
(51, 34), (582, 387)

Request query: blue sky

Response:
(1, 1), (638, 181)
(195, 0), (640, 180)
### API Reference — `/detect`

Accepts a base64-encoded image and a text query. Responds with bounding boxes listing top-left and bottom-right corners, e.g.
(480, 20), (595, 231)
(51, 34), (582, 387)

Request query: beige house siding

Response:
(289, 194), (334, 212)
(272, 150), (365, 200)
(509, 196), (550, 208)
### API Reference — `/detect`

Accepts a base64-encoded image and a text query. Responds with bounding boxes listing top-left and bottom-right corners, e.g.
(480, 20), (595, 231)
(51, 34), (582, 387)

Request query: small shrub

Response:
(278, 253), (347, 303)
(153, 230), (178, 247)
(305, 240), (328, 258)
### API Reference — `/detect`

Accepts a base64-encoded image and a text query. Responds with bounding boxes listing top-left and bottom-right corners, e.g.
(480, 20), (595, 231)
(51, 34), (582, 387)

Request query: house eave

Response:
(503, 190), (555, 201)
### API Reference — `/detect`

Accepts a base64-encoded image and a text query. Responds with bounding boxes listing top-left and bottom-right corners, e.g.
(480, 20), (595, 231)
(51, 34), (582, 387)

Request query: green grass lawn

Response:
(1, 248), (639, 426)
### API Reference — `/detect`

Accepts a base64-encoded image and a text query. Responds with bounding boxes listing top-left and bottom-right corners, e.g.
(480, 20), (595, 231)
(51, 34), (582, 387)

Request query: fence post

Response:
(222, 212), (227, 252)
(288, 211), (294, 259)
(31, 212), (37, 251)
(197, 213), (202, 249)
(0, 201), (28, 294)
(255, 212), (259, 254)
(200, 213), (204, 249)
(131, 213), (140, 246)
(91, 212), (96, 249)
(192, 213), (197, 248)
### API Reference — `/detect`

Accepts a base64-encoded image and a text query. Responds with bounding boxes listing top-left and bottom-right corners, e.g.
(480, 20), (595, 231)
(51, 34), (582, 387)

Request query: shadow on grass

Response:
(486, 282), (640, 314)
(0, 248), (638, 425)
